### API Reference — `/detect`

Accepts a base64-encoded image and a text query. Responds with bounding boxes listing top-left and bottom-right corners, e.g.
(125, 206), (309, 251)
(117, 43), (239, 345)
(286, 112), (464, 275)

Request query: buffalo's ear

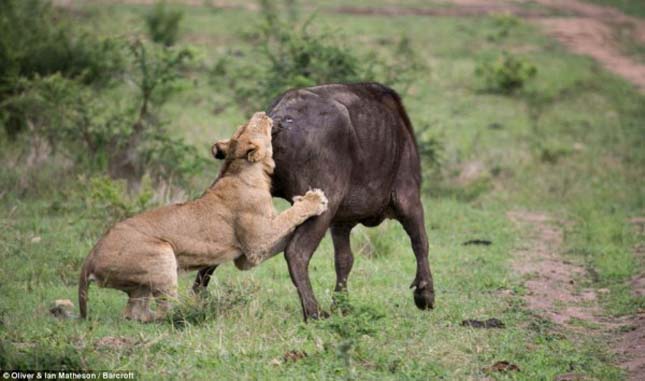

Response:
(211, 139), (230, 160)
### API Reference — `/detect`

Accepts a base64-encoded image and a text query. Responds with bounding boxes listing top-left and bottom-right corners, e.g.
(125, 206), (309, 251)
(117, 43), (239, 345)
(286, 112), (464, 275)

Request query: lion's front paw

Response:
(294, 189), (328, 216)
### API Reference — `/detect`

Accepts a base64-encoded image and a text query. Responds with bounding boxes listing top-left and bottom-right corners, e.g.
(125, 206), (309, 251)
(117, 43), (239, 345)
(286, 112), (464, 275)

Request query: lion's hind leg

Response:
(150, 245), (178, 321)
(124, 288), (154, 322)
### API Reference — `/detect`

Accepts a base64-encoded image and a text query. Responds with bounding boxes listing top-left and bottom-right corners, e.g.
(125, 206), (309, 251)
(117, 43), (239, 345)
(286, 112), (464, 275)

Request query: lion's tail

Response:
(78, 258), (92, 319)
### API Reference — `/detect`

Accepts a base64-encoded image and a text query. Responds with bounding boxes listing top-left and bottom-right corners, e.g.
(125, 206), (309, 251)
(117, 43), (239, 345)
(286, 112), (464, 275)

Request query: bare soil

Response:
(332, 4), (550, 18)
(533, 15), (645, 90)
(508, 211), (645, 381)
(507, 211), (607, 327)
(332, 0), (645, 91)
(620, 218), (645, 381)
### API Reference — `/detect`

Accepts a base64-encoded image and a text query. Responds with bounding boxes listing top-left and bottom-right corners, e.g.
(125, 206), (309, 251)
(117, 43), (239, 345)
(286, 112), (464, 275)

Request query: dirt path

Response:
(619, 218), (645, 381)
(333, 0), (645, 91)
(529, 0), (645, 91)
(508, 211), (645, 381)
(507, 211), (606, 327)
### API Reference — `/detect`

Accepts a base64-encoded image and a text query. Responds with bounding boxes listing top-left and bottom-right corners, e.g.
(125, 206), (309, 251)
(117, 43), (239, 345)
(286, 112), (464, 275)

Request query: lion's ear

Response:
(244, 139), (266, 162)
(211, 139), (230, 160)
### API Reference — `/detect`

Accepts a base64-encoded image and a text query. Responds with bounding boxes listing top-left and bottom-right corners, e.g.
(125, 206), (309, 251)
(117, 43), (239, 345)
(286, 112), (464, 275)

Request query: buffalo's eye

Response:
(285, 117), (294, 124)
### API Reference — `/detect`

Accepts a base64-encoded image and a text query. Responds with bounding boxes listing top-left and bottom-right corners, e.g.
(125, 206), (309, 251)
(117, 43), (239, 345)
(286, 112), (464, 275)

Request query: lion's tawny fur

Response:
(78, 112), (328, 322)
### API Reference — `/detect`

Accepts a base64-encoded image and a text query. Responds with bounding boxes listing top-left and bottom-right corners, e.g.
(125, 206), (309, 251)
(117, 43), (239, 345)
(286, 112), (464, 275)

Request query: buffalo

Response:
(194, 82), (434, 321)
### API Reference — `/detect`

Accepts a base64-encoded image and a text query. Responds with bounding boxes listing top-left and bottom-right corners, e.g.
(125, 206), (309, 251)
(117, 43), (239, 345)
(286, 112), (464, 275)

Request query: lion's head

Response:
(212, 112), (273, 164)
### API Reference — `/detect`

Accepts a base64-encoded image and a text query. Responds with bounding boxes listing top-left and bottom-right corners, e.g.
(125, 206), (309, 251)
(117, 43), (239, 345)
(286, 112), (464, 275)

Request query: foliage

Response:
(0, 0), (124, 86)
(81, 175), (155, 222)
(1, 37), (204, 189)
(127, 40), (194, 114)
(487, 13), (521, 41)
(475, 51), (537, 93)
(383, 35), (429, 96)
(211, 1), (426, 114)
(108, 41), (203, 188)
(145, 1), (184, 46)
(0, 0), (125, 137)
(3, 74), (121, 159)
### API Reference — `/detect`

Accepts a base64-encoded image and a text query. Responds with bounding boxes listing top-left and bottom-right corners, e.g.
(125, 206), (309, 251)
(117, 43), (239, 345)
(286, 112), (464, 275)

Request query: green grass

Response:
(585, 0), (645, 18)
(1, 1), (644, 380)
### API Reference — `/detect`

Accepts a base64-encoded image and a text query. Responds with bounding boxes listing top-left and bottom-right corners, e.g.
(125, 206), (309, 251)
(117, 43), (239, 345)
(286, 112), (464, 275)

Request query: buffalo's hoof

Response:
(304, 310), (330, 321)
(413, 287), (435, 310)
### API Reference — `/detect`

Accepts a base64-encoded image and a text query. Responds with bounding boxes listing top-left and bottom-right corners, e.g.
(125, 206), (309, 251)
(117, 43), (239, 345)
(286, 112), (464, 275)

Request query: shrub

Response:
(2, 40), (205, 191)
(487, 13), (521, 41)
(106, 40), (199, 189)
(475, 51), (537, 93)
(145, 1), (183, 46)
(0, 0), (124, 85)
(416, 121), (443, 171)
(211, 1), (426, 114)
(383, 35), (429, 96)
(82, 175), (155, 222)
(0, 0), (125, 137)
(211, 6), (366, 114)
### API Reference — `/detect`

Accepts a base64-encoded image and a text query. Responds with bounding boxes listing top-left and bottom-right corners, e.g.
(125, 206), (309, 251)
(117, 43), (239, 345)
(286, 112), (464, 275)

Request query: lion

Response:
(78, 112), (328, 322)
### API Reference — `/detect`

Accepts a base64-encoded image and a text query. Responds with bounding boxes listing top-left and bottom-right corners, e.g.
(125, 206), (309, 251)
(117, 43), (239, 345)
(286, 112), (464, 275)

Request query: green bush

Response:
(211, 1), (426, 114)
(487, 13), (521, 41)
(145, 1), (184, 46)
(0, 0), (125, 137)
(2, 39), (205, 190)
(81, 175), (155, 222)
(475, 51), (537, 93)
(0, 0), (124, 85)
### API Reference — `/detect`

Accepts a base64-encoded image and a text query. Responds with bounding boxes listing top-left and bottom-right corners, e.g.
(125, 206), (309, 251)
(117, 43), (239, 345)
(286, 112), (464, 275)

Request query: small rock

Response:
(31, 236), (41, 243)
(49, 299), (75, 319)
(572, 142), (585, 151)
(269, 358), (282, 366)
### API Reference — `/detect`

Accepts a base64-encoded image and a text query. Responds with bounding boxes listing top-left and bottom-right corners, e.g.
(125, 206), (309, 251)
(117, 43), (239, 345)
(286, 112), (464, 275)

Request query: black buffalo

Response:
(194, 82), (434, 320)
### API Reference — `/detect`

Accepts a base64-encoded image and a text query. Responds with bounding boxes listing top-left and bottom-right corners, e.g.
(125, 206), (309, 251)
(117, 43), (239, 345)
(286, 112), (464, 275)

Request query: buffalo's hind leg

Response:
(330, 223), (355, 312)
(192, 265), (218, 295)
(392, 188), (435, 310)
(331, 223), (356, 293)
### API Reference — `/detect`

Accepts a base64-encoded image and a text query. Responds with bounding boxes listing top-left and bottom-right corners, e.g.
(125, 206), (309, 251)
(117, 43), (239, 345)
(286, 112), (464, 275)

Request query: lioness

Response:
(78, 112), (328, 322)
